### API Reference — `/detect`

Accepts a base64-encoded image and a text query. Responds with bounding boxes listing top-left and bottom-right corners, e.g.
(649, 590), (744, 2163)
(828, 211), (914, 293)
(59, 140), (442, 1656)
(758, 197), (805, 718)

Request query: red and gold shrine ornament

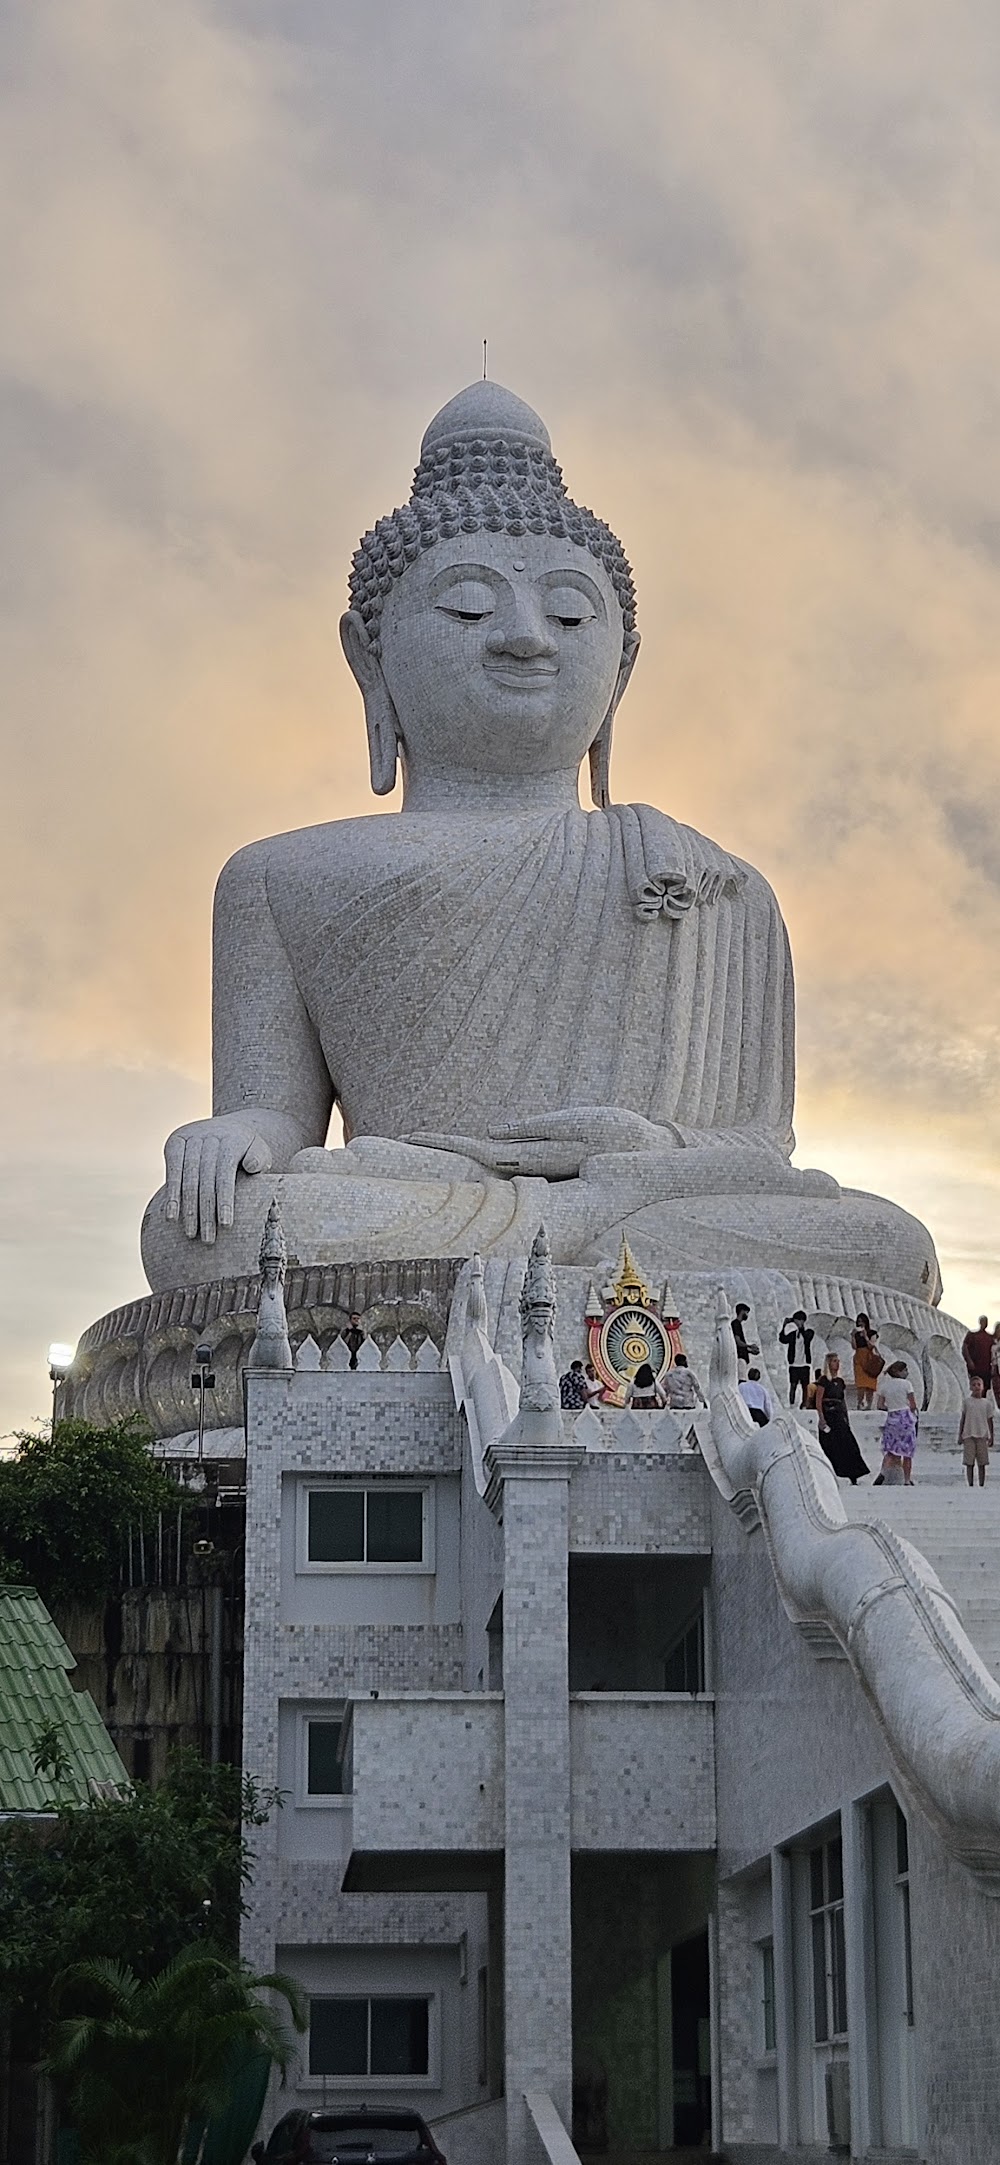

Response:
(585, 1237), (685, 1405)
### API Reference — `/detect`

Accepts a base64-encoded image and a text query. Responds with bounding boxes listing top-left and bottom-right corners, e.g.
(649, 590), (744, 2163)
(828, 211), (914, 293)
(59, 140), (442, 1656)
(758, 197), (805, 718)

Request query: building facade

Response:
(239, 1249), (1000, 2165)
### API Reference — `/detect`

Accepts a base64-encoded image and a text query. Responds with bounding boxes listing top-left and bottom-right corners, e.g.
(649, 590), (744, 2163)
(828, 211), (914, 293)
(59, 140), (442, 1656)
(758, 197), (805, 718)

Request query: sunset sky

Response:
(4, 0), (1000, 1434)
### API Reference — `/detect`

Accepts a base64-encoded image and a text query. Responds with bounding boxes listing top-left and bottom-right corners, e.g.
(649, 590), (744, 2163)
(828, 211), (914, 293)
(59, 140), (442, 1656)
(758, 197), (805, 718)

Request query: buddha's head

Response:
(340, 383), (639, 806)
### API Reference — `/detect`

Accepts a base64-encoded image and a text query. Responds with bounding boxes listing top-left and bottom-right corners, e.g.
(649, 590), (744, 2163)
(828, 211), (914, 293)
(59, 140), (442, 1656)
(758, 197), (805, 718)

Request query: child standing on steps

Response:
(958, 1376), (994, 1487)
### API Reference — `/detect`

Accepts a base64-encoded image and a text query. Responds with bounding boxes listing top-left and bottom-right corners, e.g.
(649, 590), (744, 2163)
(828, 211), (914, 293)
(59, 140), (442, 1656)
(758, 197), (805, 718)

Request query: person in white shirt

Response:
(662, 1354), (707, 1411)
(583, 1362), (604, 1406)
(739, 1367), (774, 1427)
(875, 1361), (918, 1486)
(957, 1376), (994, 1489)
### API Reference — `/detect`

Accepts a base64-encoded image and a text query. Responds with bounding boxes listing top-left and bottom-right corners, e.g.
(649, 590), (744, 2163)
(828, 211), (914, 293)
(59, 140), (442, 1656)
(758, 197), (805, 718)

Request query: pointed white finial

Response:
(518, 1225), (560, 1415)
(520, 1224), (556, 1344)
(468, 1252), (488, 1332)
(247, 1198), (293, 1371)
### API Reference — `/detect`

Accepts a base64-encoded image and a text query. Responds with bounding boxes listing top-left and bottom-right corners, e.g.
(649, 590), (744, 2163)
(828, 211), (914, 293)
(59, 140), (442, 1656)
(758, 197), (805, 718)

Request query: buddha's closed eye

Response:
(435, 582), (495, 623)
(546, 587), (597, 629)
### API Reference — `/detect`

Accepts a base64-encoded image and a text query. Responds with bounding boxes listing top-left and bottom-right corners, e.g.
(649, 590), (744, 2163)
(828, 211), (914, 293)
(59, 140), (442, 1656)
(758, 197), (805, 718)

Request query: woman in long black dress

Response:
(815, 1354), (870, 1482)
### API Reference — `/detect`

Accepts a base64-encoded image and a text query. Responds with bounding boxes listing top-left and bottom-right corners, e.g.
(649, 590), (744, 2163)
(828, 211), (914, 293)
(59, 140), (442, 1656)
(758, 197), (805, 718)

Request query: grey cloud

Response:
(940, 795), (1000, 893)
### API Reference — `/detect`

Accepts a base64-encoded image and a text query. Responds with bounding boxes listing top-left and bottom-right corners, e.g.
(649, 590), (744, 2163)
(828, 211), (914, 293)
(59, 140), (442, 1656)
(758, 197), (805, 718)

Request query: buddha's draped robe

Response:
(267, 803), (795, 1154)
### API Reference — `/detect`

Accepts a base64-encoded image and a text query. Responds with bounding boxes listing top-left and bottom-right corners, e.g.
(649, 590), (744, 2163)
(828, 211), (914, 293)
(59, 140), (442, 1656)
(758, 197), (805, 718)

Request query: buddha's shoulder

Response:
(216, 815), (403, 900)
(621, 801), (784, 915)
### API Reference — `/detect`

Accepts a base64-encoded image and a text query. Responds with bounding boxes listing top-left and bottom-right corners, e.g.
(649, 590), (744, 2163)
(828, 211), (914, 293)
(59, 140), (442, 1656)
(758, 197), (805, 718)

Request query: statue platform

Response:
(60, 1253), (968, 1442)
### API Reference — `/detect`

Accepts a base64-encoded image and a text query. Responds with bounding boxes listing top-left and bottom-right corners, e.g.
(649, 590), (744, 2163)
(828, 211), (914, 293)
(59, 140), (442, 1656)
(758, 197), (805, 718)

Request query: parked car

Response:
(250, 2108), (447, 2164)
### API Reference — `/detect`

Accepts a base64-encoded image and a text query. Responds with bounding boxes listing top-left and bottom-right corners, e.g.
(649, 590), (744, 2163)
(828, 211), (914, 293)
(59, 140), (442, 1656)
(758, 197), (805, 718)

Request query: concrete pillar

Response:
(486, 1442), (583, 2165)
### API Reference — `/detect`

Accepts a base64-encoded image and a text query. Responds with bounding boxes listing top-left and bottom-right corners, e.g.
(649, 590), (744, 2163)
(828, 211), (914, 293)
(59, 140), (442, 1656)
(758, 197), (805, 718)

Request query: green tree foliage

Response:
(45, 1947), (305, 2165)
(0, 1750), (280, 2039)
(0, 1417), (181, 1606)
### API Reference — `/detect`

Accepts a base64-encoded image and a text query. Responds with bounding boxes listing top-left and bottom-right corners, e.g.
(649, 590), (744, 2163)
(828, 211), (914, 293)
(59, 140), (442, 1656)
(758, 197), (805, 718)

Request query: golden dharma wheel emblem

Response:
(584, 1236), (686, 1406)
(622, 1332), (653, 1363)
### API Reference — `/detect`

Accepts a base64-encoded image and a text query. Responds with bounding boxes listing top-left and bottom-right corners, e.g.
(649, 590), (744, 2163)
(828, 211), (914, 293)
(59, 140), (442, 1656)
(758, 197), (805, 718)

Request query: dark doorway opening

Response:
(571, 1854), (714, 2155)
(668, 1929), (711, 2148)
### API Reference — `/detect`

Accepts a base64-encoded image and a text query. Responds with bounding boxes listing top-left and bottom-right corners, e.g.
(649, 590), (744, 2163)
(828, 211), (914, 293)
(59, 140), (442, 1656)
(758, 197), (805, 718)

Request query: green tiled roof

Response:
(0, 1584), (127, 1812)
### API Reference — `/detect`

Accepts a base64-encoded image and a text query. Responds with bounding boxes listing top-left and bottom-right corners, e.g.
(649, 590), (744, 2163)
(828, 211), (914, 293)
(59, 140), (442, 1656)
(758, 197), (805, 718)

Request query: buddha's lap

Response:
(141, 1165), (938, 1301)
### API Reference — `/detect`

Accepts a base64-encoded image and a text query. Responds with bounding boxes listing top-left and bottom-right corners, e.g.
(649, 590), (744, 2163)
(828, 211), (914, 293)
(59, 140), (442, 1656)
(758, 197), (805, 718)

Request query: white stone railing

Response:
(292, 1330), (443, 1373)
(446, 1255), (522, 1493)
(704, 1292), (1000, 1890)
(568, 1402), (704, 1455)
(524, 2092), (583, 2165)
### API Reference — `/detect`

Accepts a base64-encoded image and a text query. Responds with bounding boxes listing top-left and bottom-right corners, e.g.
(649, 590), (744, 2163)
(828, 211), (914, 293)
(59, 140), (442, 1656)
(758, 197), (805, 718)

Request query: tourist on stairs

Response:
(559, 1360), (589, 1410)
(874, 1361), (919, 1487)
(958, 1376), (994, 1488)
(814, 1354), (870, 1482)
(662, 1353), (707, 1411)
(851, 1311), (883, 1411)
(584, 1362), (604, 1406)
(778, 1309), (814, 1406)
(961, 1315), (994, 1398)
(730, 1305), (758, 1381)
(739, 1367), (774, 1427)
(625, 1361), (666, 1410)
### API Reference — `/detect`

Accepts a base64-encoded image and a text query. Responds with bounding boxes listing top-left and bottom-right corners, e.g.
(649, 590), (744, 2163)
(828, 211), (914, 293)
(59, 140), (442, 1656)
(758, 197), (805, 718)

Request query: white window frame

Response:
(808, 1835), (848, 2048)
(756, 1935), (777, 2064)
(297, 1481), (435, 1576)
(296, 1706), (352, 1809)
(303, 1989), (441, 2091)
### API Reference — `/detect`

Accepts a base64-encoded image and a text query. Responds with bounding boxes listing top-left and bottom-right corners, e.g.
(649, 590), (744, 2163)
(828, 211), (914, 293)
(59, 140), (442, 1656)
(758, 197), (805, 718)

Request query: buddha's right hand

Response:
(164, 1112), (279, 1243)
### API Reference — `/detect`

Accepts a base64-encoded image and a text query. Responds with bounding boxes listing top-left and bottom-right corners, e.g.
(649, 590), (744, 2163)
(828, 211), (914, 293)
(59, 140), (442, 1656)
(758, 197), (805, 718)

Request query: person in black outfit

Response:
(815, 1354), (869, 1482)
(344, 1311), (365, 1370)
(560, 1360), (589, 1410)
(779, 1309), (814, 1406)
(730, 1304), (758, 1377)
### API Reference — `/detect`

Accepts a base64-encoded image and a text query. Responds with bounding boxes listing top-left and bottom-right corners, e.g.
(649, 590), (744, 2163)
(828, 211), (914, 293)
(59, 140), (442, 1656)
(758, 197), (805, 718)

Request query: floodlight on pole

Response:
(48, 1342), (75, 1431)
(191, 1343), (216, 1468)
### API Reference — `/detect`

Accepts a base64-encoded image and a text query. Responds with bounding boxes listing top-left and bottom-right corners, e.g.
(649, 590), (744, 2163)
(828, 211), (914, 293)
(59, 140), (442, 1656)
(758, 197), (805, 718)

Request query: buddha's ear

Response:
(340, 611), (400, 796)
(589, 629), (640, 809)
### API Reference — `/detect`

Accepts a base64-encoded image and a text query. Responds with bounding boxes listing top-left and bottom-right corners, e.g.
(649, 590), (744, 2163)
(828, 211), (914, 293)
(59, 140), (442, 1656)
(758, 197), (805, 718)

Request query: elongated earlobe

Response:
(589, 716), (613, 809)
(340, 609), (400, 796)
(589, 629), (640, 808)
(367, 689), (399, 795)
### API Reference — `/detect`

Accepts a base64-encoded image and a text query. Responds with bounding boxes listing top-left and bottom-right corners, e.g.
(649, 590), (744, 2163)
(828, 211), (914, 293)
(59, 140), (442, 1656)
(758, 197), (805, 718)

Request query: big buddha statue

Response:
(141, 382), (940, 1303)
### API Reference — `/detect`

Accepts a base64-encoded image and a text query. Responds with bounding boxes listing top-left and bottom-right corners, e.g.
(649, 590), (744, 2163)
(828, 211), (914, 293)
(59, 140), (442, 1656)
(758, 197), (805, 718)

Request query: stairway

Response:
(839, 1417), (1000, 1681)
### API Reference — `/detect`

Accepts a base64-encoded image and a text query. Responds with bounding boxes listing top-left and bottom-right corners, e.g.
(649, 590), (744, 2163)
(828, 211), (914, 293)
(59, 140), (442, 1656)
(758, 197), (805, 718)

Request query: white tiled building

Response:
(239, 1251), (1000, 2165)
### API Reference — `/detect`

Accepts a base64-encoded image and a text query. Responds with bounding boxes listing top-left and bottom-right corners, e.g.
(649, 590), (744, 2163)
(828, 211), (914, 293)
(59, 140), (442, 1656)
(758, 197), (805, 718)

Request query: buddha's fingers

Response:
(407, 1131), (581, 1177)
(198, 1137), (221, 1245)
(214, 1134), (250, 1229)
(180, 1139), (203, 1241)
(491, 1107), (662, 1151)
(407, 1131), (494, 1163)
(213, 1138), (241, 1230)
(164, 1133), (185, 1221)
(241, 1136), (273, 1176)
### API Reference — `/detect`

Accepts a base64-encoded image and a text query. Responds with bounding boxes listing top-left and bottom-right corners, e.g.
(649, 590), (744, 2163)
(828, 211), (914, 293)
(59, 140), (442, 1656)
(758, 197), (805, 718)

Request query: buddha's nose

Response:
(486, 601), (557, 660)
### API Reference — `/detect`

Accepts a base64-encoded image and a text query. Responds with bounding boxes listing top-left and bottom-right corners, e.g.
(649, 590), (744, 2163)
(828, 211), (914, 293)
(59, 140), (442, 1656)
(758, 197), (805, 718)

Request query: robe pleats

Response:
(283, 804), (794, 1151)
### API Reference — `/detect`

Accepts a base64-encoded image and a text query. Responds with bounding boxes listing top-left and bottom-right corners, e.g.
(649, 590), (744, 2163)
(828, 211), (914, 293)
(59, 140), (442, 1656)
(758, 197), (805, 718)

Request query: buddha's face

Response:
(351, 531), (633, 787)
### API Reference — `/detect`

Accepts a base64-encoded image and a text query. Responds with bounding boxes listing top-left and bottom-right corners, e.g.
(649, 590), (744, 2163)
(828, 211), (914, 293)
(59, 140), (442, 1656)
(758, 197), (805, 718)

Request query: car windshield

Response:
(311, 2132), (425, 2160)
(266, 2122), (304, 2159)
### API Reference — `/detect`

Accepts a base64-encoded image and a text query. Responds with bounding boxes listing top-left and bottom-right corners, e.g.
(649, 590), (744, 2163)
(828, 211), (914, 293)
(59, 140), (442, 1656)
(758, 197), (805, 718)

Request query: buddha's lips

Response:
(483, 661), (559, 687)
